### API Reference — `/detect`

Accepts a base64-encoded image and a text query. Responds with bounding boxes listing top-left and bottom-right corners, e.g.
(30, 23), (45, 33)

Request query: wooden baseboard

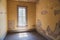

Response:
(8, 29), (36, 33)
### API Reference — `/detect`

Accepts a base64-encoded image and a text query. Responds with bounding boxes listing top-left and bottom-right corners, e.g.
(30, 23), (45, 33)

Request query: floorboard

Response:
(4, 31), (48, 40)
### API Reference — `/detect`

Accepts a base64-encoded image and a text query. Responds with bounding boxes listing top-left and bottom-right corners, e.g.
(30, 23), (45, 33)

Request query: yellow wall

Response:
(36, 0), (60, 40)
(7, 0), (36, 31)
(0, 0), (7, 40)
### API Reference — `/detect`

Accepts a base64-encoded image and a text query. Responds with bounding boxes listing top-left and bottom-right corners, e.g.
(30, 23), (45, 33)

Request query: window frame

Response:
(17, 6), (28, 27)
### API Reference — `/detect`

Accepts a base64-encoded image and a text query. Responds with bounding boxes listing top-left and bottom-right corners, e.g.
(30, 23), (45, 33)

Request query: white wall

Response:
(0, 0), (7, 40)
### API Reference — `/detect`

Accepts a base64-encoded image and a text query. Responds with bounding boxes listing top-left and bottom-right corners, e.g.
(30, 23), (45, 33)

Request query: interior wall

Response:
(7, 0), (36, 31)
(36, 0), (60, 40)
(0, 0), (7, 40)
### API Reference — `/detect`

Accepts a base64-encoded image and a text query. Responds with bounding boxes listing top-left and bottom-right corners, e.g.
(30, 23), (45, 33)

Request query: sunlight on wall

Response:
(0, 0), (7, 40)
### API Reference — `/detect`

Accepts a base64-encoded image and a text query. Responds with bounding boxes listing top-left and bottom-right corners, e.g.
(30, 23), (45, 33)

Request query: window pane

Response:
(18, 7), (26, 27)
(18, 9), (23, 16)
(18, 7), (26, 16)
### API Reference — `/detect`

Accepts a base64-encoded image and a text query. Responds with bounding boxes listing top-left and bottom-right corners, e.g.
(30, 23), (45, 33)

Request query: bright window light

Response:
(18, 7), (26, 27)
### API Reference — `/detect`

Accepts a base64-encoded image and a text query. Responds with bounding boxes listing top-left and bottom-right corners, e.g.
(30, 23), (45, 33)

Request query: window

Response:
(18, 7), (27, 27)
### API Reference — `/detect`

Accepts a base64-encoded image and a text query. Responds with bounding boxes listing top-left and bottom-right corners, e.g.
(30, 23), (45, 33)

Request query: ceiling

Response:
(8, 0), (38, 2)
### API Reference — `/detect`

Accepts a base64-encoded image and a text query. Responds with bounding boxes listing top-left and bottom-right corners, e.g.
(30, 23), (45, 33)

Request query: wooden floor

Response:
(4, 31), (48, 40)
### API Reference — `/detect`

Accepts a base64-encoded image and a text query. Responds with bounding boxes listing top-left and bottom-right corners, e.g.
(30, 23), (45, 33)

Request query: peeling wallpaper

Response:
(36, 0), (60, 40)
